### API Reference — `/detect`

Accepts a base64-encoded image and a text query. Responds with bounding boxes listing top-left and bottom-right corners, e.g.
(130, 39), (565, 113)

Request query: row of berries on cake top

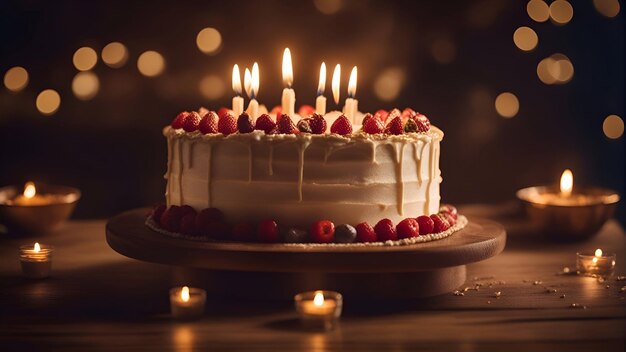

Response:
(170, 106), (430, 137)
(150, 204), (458, 244)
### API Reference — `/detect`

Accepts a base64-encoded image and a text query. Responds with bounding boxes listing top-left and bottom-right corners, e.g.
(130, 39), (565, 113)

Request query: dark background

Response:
(0, 0), (623, 222)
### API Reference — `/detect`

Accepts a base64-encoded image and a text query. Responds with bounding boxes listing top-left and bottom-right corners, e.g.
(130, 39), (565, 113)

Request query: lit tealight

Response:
(314, 291), (324, 306)
(181, 286), (190, 302)
(4, 66), (29, 92)
(73, 47), (98, 71)
(137, 51), (165, 77)
(34, 242), (41, 252)
(560, 169), (573, 197)
(196, 27), (222, 55)
(101, 42), (129, 68)
(513, 27), (538, 52)
(603, 115), (624, 139)
(36, 89), (61, 116)
(495, 92), (519, 118)
(72, 71), (100, 101)
(549, 0), (574, 25)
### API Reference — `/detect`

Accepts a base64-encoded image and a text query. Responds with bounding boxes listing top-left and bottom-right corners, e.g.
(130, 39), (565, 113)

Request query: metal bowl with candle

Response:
(0, 182), (81, 235)
(517, 170), (620, 242)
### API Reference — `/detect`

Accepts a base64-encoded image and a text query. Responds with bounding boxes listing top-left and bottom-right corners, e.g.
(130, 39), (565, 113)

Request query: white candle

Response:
(343, 66), (358, 124)
(170, 286), (206, 320)
(231, 64), (244, 117)
(315, 62), (327, 115)
(19, 242), (53, 279)
(281, 48), (295, 117)
(295, 290), (343, 331)
(244, 63), (260, 120)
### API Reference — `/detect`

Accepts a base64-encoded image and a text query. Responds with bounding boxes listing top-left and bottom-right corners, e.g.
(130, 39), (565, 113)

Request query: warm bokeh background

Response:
(1, 0), (623, 222)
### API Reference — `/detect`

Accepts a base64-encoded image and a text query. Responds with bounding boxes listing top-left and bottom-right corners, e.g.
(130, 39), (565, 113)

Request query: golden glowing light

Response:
(232, 64), (242, 95)
(244, 67), (252, 99)
(537, 54), (574, 85)
(549, 0), (574, 25)
(101, 42), (128, 68)
(73, 47), (98, 71)
(560, 169), (573, 196)
(196, 27), (222, 55)
(282, 48), (293, 88)
(34, 242), (41, 253)
(374, 67), (405, 102)
(72, 71), (100, 101)
(593, 0), (621, 17)
(314, 0), (343, 14)
(4, 66), (29, 92)
(513, 27), (538, 51)
(313, 291), (324, 306)
(181, 286), (190, 302)
(251, 62), (259, 98)
(137, 51), (165, 77)
(595, 249), (603, 257)
(495, 92), (519, 118)
(24, 182), (36, 198)
(199, 74), (225, 100)
(317, 62), (326, 96)
(331, 64), (341, 104)
(603, 115), (624, 139)
(527, 0), (550, 22)
(347, 66), (357, 98)
(36, 89), (61, 115)
(431, 38), (456, 64)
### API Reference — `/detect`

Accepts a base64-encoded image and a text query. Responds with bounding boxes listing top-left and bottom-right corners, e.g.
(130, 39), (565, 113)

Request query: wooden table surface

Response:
(1, 203), (625, 351)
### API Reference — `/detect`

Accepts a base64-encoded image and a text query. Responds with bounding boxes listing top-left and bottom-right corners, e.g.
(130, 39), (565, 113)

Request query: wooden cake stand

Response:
(106, 208), (506, 300)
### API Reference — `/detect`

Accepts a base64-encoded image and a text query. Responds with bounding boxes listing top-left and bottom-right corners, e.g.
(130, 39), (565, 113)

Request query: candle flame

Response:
(244, 68), (252, 99)
(560, 169), (573, 196)
(592, 257), (598, 264)
(181, 286), (190, 302)
(348, 66), (357, 98)
(251, 62), (259, 99)
(595, 248), (603, 257)
(282, 48), (293, 88)
(34, 242), (40, 252)
(332, 64), (341, 105)
(232, 64), (242, 96)
(317, 62), (326, 96)
(313, 291), (324, 306)
(24, 182), (36, 199)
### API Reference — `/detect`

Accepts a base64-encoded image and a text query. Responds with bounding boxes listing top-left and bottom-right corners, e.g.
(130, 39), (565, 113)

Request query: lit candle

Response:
(170, 286), (207, 320)
(331, 64), (341, 107)
(9, 182), (63, 206)
(244, 63), (260, 120)
(19, 242), (54, 279)
(343, 66), (358, 123)
(524, 169), (607, 206)
(560, 169), (573, 197)
(294, 290), (343, 330)
(576, 248), (616, 277)
(281, 48), (296, 117)
(231, 64), (244, 117)
(315, 62), (327, 115)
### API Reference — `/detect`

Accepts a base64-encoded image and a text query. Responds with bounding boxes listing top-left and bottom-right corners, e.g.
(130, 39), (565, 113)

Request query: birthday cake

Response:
(147, 107), (466, 245)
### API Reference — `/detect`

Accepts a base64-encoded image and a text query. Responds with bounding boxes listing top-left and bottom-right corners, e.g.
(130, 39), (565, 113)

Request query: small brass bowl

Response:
(516, 186), (620, 242)
(0, 184), (81, 235)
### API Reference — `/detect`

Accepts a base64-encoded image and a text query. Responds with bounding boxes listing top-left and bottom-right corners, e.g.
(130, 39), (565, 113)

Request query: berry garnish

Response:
(415, 113), (430, 132)
(231, 223), (255, 242)
(310, 220), (335, 243)
(330, 115), (353, 135)
(199, 111), (219, 134)
(388, 108), (402, 120)
(197, 106), (209, 117)
(396, 218), (420, 239)
(277, 114), (298, 134)
(297, 118), (313, 133)
(182, 112), (201, 132)
(255, 114), (276, 134)
(385, 115), (404, 135)
(237, 112), (255, 133)
(430, 214), (450, 233)
(207, 221), (230, 240)
(282, 227), (309, 243)
(171, 111), (189, 129)
(374, 218), (397, 241)
(363, 116), (385, 134)
(402, 108), (416, 120)
(298, 104), (315, 117)
(334, 224), (357, 243)
(309, 114), (327, 134)
(361, 113), (373, 126)
(179, 213), (197, 236)
(218, 113), (238, 135)
(355, 222), (378, 242)
(404, 118), (418, 133)
(217, 107), (231, 119)
(439, 204), (458, 217)
(160, 205), (183, 232)
(179, 205), (197, 217)
(416, 215), (435, 235)
(151, 204), (166, 223)
(442, 212), (457, 226)
(374, 109), (389, 123)
(257, 219), (280, 243)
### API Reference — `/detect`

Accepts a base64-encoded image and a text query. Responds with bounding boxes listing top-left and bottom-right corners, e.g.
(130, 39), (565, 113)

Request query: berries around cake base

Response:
(148, 204), (463, 244)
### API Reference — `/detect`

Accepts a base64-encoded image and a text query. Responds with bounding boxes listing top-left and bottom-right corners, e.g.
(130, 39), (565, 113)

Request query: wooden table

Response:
(1, 203), (624, 351)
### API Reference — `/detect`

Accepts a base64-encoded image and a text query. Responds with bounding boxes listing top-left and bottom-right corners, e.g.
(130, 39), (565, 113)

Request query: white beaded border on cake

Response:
(145, 215), (467, 247)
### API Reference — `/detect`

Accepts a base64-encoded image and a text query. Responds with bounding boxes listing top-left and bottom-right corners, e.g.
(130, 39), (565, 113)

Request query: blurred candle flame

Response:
(34, 242), (40, 253)
(348, 66), (357, 98)
(282, 48), (293, 88)
(560, 169), (573, 196)
(317, 62), (326, 96)
(332, 64), (341, 105)
(232, 64), (242, 96)
(313, 291), (324, 306)
(251, 62), (259, 99)
(595, 249), (603, 257)
(24, 182), (36, 199)
(244, 68), (252, 99)
(181, 286), (190, 302)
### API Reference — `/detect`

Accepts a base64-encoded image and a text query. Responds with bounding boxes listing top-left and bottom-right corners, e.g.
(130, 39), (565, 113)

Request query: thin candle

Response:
(281, 48), (296, 117)
(343, 66), (358, 123)
(331, 64), (341, 105)
(316, 62), (327, 115)
(244, 64), (260, 120)
(231, 64), (244, 117)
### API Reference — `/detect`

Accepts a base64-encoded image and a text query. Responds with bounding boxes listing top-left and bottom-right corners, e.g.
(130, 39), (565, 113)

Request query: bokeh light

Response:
(73, 47), (98, 71)
(36, 89), (61, 115)
(527, 0), (550, 22)
(373, 67), (405, 102)
(198, 74), (225, 100)
(495, 92), (519, 118)
(101, 42), (129, 68)
(513, 27), (538, 51)
(431, 38), (456, 64)
(196, 28), (222, 55)
(72, 71), (100, 100)
(137, 51), (165, 77)
(314, 0), (343, 15)
(3, 66), (29, 92)
(603, 115), (624, 139)
(549, 0), (574, 25)
(537, 54), (574, 85)
(593, 0), (621, 17)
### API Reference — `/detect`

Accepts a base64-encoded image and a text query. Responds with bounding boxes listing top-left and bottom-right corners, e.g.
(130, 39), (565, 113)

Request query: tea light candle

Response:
(231, 64), (244, 117)
(577, 249), (616, 277)
(315, 62), (327, 115)
(8, 182), (66, 206)
(281, 48), (295, 117)
(19, 242), (54, 279)
(294, 290), (343, 330)
(170, 286), (206, 320)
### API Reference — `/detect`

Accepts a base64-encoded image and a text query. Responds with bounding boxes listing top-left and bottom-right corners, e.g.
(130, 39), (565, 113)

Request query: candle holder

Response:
(0, 184), (81, 234)
(576, 251), (616, 277)
(19, 244), (54, 278)
(294, 290), (343, 331)
(169, 286), (206, 321)
(516, 186), (619, 242)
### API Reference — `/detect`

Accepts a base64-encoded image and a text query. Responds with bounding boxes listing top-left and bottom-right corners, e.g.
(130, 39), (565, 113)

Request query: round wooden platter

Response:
(106, 208), (506, 274)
